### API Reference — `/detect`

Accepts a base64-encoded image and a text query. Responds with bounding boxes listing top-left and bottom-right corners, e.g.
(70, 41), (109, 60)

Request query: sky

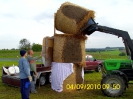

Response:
(0, 0), (133, 49)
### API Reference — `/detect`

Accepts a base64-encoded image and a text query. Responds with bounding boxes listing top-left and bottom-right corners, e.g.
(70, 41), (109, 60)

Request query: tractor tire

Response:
(95, 65), (101, 72)
(101, 75), (126, 97)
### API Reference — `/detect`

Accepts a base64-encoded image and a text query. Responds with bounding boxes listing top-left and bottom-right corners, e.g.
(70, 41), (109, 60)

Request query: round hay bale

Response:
(55, 2), (95, 34)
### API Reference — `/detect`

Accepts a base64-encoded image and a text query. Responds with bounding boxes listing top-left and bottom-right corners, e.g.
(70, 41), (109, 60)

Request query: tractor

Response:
(82, 18), (133, 97)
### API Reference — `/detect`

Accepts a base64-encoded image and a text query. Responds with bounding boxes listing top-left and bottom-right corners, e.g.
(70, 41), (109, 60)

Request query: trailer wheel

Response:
(101, 75), (126, 97)
(39, 75), (46, 86)
(49, 73), (51, 83)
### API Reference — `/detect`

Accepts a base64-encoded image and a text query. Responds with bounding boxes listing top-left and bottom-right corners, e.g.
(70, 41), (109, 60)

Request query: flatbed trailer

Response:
(2, 64), (51, 87)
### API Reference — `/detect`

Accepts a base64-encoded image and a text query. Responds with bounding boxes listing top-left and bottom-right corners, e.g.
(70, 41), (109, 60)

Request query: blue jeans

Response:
(20, 78), (30, 99)
(30, 71), (37, 92)
(31, 78), (37, 92)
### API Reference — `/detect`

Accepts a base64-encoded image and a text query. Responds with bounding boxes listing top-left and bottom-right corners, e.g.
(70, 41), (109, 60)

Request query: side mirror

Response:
(94, 59), (97, 61)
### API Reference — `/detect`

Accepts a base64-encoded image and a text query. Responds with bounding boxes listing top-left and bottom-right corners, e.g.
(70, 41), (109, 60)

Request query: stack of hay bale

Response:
(53, 34), (87, 63)
(52, 2), (95, 91)
(42, 36), (54, 67)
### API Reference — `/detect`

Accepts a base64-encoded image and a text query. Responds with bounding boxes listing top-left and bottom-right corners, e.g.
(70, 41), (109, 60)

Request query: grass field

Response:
(0, 50), (41, 58)
(0, 49), (127, 60)
(86, 50), (127, 60)
(0, 69), (133, 99)
(0, 50), (132, 99)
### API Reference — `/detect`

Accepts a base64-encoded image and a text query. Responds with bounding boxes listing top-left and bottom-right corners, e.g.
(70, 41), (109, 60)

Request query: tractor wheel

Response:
(95, 65), (101, 72)
(101, 75), (126, 97)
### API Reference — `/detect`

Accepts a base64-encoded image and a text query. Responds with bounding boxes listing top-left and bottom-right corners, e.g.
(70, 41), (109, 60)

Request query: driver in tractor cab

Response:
(27, 49), (42, 93)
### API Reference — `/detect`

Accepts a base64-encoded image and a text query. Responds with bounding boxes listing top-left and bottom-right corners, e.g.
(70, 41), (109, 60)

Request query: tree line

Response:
(1, 38), (42, 51)
(19, 38), (42, 52)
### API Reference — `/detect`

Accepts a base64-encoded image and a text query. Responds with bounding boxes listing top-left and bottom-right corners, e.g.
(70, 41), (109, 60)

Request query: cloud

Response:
(84, 0), (133, 48)
(0, 0), (133, 49)
(34, 12), (53, 22)
(85, 31), (124, 48)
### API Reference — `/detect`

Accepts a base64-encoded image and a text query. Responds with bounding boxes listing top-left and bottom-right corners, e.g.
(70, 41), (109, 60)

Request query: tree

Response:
(11, 48), (15, 50)
(105, 47), (110, 49)
(32, 43), (42, 52)
(19, 38), (31, 50)
(119, 52), (126, 56)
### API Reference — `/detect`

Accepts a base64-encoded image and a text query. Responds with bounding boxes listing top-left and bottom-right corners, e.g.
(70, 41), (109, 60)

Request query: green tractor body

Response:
(104, 59), (132, 71)
(101, 59), (133, 97)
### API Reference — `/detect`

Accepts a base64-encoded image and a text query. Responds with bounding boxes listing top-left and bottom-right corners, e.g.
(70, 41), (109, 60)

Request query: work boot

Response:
(31, 90), (37, 94)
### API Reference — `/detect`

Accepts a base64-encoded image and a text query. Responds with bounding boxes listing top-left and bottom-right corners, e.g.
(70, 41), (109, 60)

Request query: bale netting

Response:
(53, 34), (86, 63)
(63, 63), (83, 92)
(55, 2), (95, 34)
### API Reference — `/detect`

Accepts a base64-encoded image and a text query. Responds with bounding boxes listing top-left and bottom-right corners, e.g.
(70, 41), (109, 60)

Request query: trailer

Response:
(2, 64), (51, 87)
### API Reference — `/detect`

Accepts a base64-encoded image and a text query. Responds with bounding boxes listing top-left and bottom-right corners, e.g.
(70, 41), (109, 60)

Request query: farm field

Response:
(86, 50), (127, 60)
(0, 50), (40, 58)
(0, 50), (132, 99)
(0, 49), (127, 59)
(0, 69), (133, 99)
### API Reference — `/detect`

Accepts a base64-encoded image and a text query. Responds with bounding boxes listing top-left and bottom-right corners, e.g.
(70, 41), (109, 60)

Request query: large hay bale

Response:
(53, 34), (86, 64)
(42, 37), (54, 67)
(63, 63), (84, 92)
(43, 36), (54, 47)
(55, 2), (95, 34)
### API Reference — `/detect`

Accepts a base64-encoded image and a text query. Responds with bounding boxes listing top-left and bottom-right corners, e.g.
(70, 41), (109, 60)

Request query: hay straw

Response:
(53, 35), (66, 62)
(53, 34), (86, 63)
(42, 37), (54, 67)
(54, 33), (88, 40)
(43, 36), (54, 47)
(63, 63), (83, 92)
(74, 62), (86, 67)
(42, 37), (46, 47)
(55, 2), (95, 34)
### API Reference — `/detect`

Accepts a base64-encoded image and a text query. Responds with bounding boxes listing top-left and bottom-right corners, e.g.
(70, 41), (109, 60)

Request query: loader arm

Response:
(82, 18), (133, 60)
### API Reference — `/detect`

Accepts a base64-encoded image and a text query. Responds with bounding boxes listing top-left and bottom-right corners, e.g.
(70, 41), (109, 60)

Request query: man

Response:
(19, 50), (32, 99)
(27, 49), (42, 93)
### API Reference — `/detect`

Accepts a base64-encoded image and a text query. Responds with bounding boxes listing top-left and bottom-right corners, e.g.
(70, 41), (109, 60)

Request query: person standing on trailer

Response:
(19, 50), (32, 99)
(27, 49), (42, 93)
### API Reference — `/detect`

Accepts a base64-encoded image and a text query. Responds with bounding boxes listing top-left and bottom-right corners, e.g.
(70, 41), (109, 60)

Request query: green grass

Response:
(0, 61), (18, 66)
(87, 50), (121, 55)
(0, 61), (132, 99)
(0, 50), (42, 66)
(0, 70), (133, 99)
(0, 50), (41, 58)
(86, 50), (127, 60)
(0, 50), (127, 60)
(0, 50), (19, 58)
(0, 50), (132, 99)
(101, 50), (121, 55)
